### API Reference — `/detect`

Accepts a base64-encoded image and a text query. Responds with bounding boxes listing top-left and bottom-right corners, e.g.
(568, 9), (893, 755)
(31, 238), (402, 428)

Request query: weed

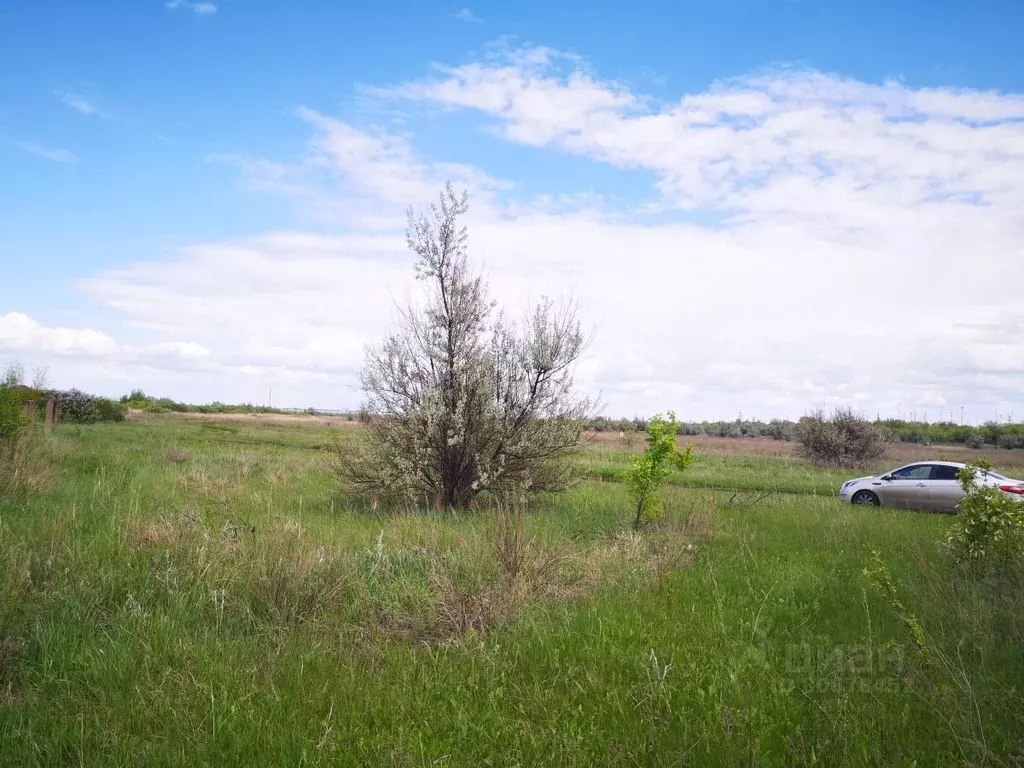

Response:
(946, 459), (1024, 565)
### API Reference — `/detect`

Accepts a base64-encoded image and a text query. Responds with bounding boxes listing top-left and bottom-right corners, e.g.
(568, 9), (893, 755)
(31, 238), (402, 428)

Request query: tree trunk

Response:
(633, 497), (646, 530)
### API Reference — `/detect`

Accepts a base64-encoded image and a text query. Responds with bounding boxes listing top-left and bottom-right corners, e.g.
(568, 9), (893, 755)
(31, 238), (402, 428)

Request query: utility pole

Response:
(961, 406), (965, 425)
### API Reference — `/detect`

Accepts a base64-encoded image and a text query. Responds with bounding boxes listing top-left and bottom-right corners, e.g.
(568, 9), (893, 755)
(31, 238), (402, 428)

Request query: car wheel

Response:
(851, 490), (880, 506)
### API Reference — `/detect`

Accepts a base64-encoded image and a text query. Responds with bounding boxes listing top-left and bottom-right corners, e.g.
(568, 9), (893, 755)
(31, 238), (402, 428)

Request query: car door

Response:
(879, 464), (933, 509)
(926, 465), (963, 512)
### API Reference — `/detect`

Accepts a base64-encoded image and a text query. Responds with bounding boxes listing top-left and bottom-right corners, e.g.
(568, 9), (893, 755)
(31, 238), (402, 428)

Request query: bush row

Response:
(586, 415), (1024, 449)
(585, 417), (796, 440)
(120, 389), (278, 414)
(876, 419), (1024, 449)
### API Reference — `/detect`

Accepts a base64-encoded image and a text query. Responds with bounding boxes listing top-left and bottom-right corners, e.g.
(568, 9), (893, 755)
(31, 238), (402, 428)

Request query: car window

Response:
(891, 465), (932, 480)
(930, 465), (960, 481)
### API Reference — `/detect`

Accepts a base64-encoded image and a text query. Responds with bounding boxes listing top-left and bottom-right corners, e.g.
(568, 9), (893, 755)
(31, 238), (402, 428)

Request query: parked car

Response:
(838, 461), (1024, 513)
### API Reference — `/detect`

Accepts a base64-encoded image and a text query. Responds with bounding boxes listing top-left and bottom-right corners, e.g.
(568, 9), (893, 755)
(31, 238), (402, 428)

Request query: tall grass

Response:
(1, 419), (1022, 765)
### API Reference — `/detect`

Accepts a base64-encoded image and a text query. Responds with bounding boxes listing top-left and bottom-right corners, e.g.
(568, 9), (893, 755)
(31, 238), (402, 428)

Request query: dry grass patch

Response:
(159, 447), (192, 465)
(116, 494), (714, 649)
(0, 438), (60, 500)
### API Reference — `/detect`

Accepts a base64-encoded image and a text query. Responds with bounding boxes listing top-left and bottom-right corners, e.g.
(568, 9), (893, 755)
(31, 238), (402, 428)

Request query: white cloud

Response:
(0, 313), (120, 357)
(453, 8), (480, 23)
(55, 90), (111, 118)
(353, 48), (1024, 417)
(74, 231), (403, 401)
(16, 47), (1024, 418)
(144, 341), (213, 359)
(14, 141), (78, 163)
(166, 0), (216, 15)
(212, 108), (510, 228)
(384, 54), (1024, 222)
(0, 313), (220, 369)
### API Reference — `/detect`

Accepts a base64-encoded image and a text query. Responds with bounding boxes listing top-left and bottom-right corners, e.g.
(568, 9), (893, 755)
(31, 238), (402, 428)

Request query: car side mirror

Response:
(881, 475), (893, 481)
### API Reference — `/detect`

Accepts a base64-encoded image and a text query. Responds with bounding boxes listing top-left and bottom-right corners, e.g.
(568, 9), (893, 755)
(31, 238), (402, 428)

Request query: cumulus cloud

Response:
(0, 310), (344, 404)
(0, 313), (120, 357)
(386, 52), (1024, 220)
(366, 48), (1024, 416)
(73, 231), (402, 400)
(453, 8), (481, 23)
(11, 46), (1024, 417)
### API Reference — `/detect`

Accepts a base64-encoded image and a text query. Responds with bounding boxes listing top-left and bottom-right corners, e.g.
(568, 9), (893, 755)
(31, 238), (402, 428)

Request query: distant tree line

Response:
(584, 415), (1024, 450)
(118, 390), (360, 419)
(8, 363), (1023, 451)
(583, 416), (796, 441)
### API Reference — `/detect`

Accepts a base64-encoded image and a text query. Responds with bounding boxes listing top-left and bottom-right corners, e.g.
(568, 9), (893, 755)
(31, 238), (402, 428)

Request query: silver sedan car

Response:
(838, 461), (1024, 512)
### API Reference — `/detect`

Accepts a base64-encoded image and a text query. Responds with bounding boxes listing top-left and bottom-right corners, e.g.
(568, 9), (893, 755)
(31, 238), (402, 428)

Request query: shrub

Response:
(49, 389), (127, 424)
(965, 433), (986, 450)
(997, 434), (1024, 450)
(795, 407), (891, 468)
(0, 382), (27, 460)
(763, 419), (795, 441)
(946, 459), (1024, 564)
(980, 421), (1003, 447)
(927, 423), (974, 445)
(901, 428), (932, 446)
(0, 382), (34, 499)
(120, 389), (149, 406)
(619, 427), (640, 451)
(340, 185), (593, 509)
(96, 398), (127, 423)
(718, 421), (743, 438)
(627, 412), (696, 529)
(741, 420), (762, 438)
(51, 389), (100, 423)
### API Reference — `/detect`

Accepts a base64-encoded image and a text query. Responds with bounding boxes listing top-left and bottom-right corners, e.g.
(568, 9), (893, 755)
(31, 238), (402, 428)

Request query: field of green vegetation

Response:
(2, 418), (1023, 765)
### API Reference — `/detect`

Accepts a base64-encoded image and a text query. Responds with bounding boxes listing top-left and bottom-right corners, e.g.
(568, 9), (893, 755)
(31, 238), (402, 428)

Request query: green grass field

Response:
(2, 419), (1023, 766)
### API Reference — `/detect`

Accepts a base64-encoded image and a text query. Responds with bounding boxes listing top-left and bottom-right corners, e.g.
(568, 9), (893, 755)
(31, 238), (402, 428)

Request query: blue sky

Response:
(2, 0), (1024, 421)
